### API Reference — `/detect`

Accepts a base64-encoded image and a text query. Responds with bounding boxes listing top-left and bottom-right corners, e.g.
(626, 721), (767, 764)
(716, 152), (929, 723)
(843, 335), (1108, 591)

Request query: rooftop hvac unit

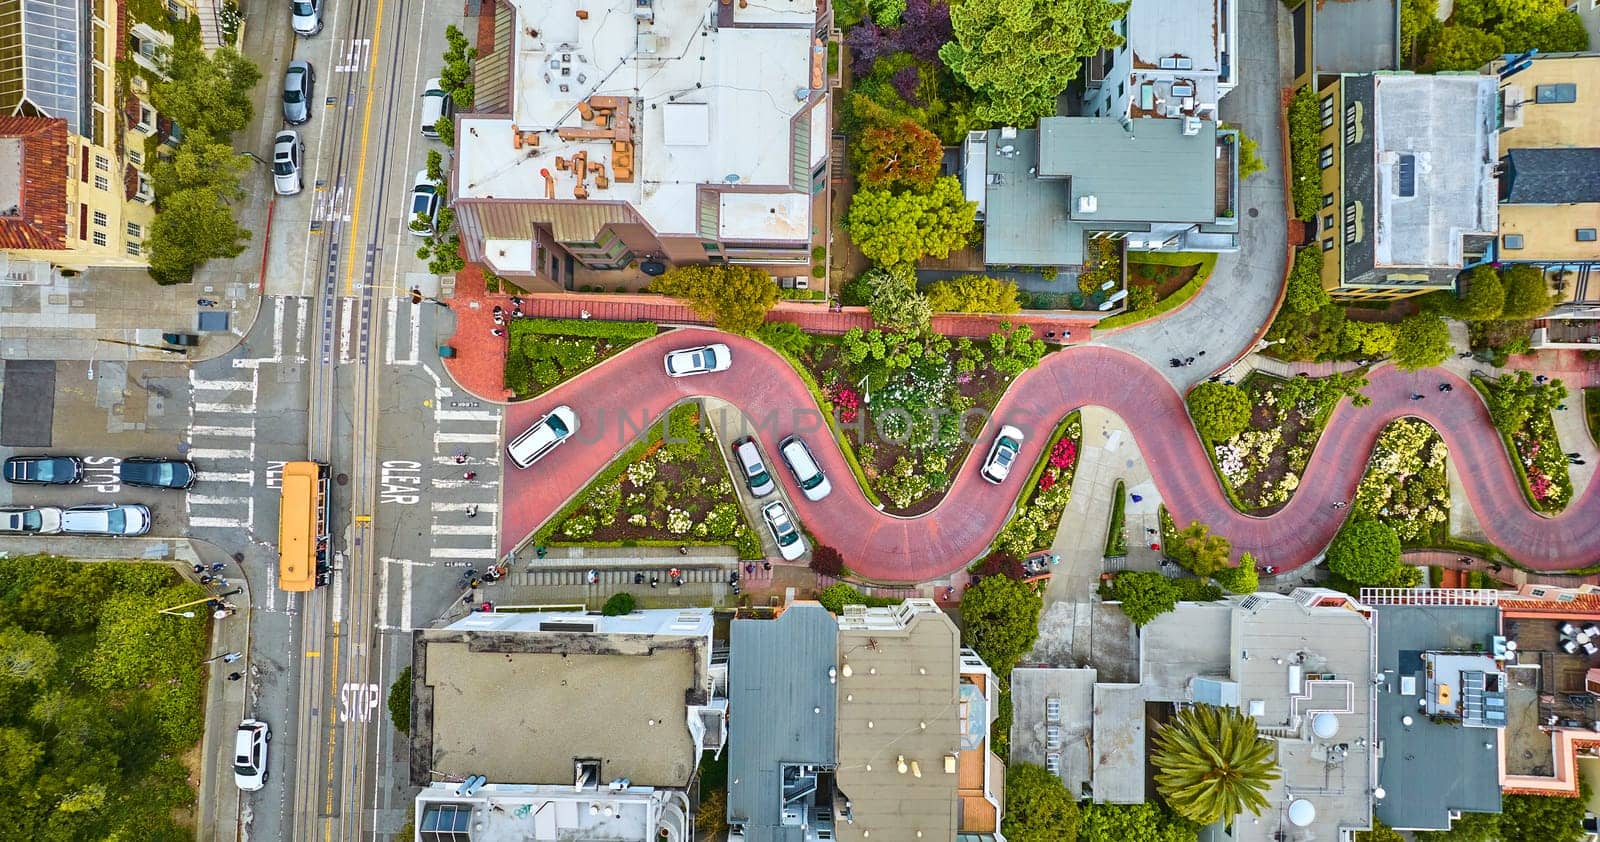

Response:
(1077, 195), (1098, 214)
(635, 0), (653, 20)
(1183, 116), (1202, 136)
(999, 126), (1018, 140)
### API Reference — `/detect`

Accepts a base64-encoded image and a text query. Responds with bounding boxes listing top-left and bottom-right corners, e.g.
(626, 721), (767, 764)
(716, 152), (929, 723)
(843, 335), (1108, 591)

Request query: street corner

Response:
(438, 264), (517, 402)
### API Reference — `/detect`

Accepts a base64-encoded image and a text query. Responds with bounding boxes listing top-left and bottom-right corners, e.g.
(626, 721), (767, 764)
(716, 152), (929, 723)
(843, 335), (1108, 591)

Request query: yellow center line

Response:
(341, 0), (391, 298)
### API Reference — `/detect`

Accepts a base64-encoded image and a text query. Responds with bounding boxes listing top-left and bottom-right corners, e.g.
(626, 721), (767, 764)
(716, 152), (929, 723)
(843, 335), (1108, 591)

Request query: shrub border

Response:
(1097, 253), (1218, 330)
(1104, 479), (1128, 558)
(1469, 375), (1568, 516)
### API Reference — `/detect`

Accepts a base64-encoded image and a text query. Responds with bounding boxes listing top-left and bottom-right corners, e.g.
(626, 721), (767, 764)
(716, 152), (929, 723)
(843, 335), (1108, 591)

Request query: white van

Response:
(732, 436), (775, 498)
(507, 406), (579, 469)
(778, 435), (831, 501)
(420, 78), (451, 138)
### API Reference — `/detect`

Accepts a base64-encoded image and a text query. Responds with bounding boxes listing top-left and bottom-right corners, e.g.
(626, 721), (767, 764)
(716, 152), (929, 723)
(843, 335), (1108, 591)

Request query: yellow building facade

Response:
(1493, 54), (1600, 270)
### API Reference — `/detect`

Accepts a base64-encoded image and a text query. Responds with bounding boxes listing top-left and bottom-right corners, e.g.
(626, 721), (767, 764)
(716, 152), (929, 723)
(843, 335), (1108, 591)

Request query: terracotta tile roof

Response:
(1502, 593), (1600, 617)
(0, 117), (70, 251)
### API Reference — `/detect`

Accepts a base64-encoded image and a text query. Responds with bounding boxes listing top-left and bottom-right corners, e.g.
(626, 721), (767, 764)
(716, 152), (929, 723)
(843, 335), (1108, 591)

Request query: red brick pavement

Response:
(496, 330), (1600, 583)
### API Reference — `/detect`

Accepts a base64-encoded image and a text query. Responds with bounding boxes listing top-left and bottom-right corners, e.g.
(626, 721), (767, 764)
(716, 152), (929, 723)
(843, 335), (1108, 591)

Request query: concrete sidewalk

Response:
(0, 268), (261, 362)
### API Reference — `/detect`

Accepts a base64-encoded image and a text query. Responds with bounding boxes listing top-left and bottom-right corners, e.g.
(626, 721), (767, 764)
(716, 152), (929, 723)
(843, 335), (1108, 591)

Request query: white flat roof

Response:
(483, 238), (535, 273)
(457, 0), (815, 237)
(719, 192), (810, 241)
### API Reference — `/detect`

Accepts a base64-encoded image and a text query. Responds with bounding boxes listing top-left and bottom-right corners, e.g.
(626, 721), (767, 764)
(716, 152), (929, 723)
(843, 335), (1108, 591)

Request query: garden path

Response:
(497, 329), (1600, 583)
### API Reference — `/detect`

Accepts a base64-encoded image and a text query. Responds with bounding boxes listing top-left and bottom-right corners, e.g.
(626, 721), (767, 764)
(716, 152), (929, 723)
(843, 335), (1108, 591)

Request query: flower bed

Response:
(503, 318), (658, 400)
(793, 324), (1049, 514)
(535, 402), (763, 557)
(990, 412), (1082, 557)
(1210, 372), (1366, 513)
(1353, 418), (1449, 544)
(1474, 374), (1572, 514)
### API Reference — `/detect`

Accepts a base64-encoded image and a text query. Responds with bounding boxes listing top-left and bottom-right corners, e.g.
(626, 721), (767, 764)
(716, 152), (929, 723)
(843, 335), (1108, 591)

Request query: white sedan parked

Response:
(761, 501), (807, 561)
(663, 344), (732, 377)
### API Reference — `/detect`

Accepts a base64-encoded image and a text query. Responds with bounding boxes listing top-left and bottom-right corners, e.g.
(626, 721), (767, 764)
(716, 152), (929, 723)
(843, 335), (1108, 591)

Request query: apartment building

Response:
(451, 0), (830, 290)
(408, 608), (726, 842)
(1308, 72), (1499, 303)
(0, 0), (166, 276)
(1078, 0), (1237, 123)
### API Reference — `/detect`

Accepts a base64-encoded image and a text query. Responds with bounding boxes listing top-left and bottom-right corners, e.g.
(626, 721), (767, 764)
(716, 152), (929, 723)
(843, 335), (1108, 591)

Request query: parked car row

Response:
(0, 456), (197, 537)
(0, 504), (152, 536)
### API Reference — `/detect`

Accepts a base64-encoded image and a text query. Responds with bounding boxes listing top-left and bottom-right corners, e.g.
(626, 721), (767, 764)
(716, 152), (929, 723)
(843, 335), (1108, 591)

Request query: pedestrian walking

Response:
(763, 561), (772, 572)
(227, 672), (243, 681)
(1184, 356), (1196, 366)
(200, 574), (212, 585)
(192, 564), (205, 575)
(649, 575), (659, 588)
(1410, 393), (1424, 401)
(210, 562), (226, 573)
(222, 651), (243, 663)
(490, 328), (505, 337)
(535, 545), (547, 559)
(454, 454), (467, 464)
(1536, 374), (1548, 384)
(678, 545), (689, 555)
(197, 298), (217, 307)
(1197, 350), (1206, 357)
(746, 563), (756, 575)
(462, 593), (473, 605)
(464, 470), (477, 480)
(586, 569), (599, 585)
(466, 504), (478, 519)
(580, 309), (592, 320)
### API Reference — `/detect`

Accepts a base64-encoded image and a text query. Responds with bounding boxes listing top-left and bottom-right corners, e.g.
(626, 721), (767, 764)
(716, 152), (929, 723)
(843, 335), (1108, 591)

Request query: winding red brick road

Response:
(499, 330), (1599, 583)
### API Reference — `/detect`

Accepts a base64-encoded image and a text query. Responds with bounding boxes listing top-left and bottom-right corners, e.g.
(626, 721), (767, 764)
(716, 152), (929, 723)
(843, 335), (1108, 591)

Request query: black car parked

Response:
(118, 457), (197, 489)
(3, 455), (85, 485)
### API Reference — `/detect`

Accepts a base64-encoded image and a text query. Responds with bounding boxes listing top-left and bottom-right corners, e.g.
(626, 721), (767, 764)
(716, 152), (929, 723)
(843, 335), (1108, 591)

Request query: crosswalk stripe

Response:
(189, 376), (255, 391)
(186, 447), (255, 460)
(385, 297), (398, 365)
(434, 409), (502, 422)
(190, 516), (252, 528)
(194, 402), (256, 414)
(431, 502), (499, 512)
(408, 302), (422, 364)
(430, 479), (498, 489)
(272, 296), (286, 362)
(189, 425), (254, 437)
(430, 547), (499, 559)
(187, 494), (251, 506)
(435, 432), (500, 444)
(433, 455), (500, 466)
(431, 524), (497, 536)
(196, 471), (256, 484)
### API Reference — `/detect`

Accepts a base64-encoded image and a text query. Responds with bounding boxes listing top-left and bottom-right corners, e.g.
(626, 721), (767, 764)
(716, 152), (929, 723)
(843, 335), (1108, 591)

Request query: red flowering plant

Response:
(830, 384), (862, 423)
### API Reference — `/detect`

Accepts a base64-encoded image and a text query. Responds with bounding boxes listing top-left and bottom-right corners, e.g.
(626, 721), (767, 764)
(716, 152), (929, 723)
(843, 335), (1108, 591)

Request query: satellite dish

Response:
(1312, 713), (1339, 739)
(1374, 786), (1387, 800)
(1288, 799), (1316, 827)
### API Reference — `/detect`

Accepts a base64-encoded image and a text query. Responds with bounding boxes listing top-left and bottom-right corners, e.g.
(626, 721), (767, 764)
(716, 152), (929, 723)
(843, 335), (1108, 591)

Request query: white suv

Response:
(507, 405), (579, 469)
(233, 719), (270, 792)
(273, 131), (303, 196)
(290, 0), (321, 36)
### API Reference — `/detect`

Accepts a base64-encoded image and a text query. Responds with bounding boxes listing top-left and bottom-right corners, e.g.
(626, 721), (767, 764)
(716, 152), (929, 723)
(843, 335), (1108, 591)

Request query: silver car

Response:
(282, 60), (314, 125)
(0, 506), (63, 535)
(61, 504), (151, 536)
(290, 0), (321, 35)
(273, 131), (303, 196)
(761, 501), (806, 561)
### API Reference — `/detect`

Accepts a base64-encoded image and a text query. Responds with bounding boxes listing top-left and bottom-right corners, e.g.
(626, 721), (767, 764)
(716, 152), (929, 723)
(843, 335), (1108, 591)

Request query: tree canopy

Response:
(1106, 571), (1179, 626)
(924, 274), (1021, 314)
(959, 574), (1041, 674)
(152, 41), (261, 143)
(650, 265), (779, 335)
(853, 118), (944, 192)
(846, 176), (978, 267)
(1152, 703), (1280, 826)
(1002, 763), (1082, 842)
(1079, 802), (1199, 842)
(1393, 313), (1452, 371)
(863, 265), (933, 334)
(940, 0), (1130, 126)
(1282, 247), (1331, 315)
(1499, 265), (1555, 320)
(146, 188), (252, 285)
(1433, 265), (1505, 321)
(1171, 521), (1232, 578)
(1213, 553), (1260, 594)
(1326, 519), (1402, 585)
(1484, 370), (1566, 435)
(1186, 382), (1252, 442)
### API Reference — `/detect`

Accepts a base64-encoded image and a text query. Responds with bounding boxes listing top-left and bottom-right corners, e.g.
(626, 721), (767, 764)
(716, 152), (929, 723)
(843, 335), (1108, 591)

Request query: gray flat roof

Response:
(1313, 0), (1398, 74)
(1091, 683), (1147, 804)
(726, 605), (839, 842)
(1040, 116), (1219, 224)
(1009, 668), (1096, 799)
(1374, 605), (1503, 830)
(982, 127), (1084, 266)
(1139, 601), (1234, 701)
(1369, 73), (1499, 270)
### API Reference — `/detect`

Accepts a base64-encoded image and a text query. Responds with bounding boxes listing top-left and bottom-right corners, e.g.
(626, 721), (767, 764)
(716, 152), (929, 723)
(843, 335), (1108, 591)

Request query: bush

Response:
(960, 575), (1042, 674)
(1187, 382), (1252, 442)
(601, 593), (637, 616)
(1003, 762), (1082, 842)
(974, 550), (1027, 581)
(1286, 86), (1322, 220)
(1500, 265), (1554, 320)
(1283, 247), (1330, 315)
(511, 318), (658, 341)
(388, 666), (413, 735)
(810, 545), (845, 577)
(924, 274), (1022, 314)
(1105, 571), (1179, 626)
(1327, 519), (1402, 585)
(1393, 313), (1452, 371)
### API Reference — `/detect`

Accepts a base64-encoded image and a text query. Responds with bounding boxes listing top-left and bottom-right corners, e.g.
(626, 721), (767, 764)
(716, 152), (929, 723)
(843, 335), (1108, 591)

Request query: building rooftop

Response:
(726, 604), (839, 842)
(1494, 53), (1600, 150)
(414, 783), (688, 842)
(1009, 668), (1096, 800)
(410, 608), (715, 790)
(1140, 601), (1234, 701)
(982, 127), (1082, 266)
(0, 117), (69, 252)
(1039, 116), (1219, 225)
(1312, 0), (1398, 75)
(1372, 604), (1503, 830)
(1125, 0), (1228, 118)
(1501, 148), (1600, 205)
(834, 602), (961, 842)
(1090, 683), (1147, 804)
(454, 0), (820, 239)
(1367, 73), (1499, 270)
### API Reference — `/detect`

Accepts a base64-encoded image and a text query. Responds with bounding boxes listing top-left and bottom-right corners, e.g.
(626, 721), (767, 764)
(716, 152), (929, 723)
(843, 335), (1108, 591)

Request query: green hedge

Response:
(1096, 254), (1217, 330)
(1586, 388), (1600, 447)
(1104, 480), (1128, 557)
(509, 318), (658, 341)
(1287, 86), (1322, 221)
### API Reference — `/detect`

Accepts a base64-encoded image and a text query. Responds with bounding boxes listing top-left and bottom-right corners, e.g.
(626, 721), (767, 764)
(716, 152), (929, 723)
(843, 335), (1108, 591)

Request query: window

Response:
(136, 174), (152, 202)
(1116, 81), (1124, 98)
(126, 241), (141, 256)
(1320, 96), (1335, 128)
(94, 175), (109, 191)
(1503, 233), (1525, 250)
(1345, 204), (1358, 244)
(1323, 193), (1334, 208)
(1534, 84), (1577, 104)
(1578, 229), (1598, 242)
(127, 221), (141, 237)
(1319, 146), (1333, 169)
(95, 155), (109, 172)
(1344, 103), (1359, 144)
(93, 210), (107, 227)
(129, 149), (142, 165)
(1323, 213), (1335, 232)
(1322, 237), (1335, 252)
(138, 106), (154, 130)
(92, 231), (107, 247)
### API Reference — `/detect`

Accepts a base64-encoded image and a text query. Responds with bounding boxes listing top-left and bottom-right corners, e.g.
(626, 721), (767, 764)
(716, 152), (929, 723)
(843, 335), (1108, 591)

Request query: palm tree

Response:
(1151, 703), (1281, 826)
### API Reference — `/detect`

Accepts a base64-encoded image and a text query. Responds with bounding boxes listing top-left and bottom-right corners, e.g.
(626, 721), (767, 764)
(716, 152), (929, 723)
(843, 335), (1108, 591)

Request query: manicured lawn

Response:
(503, 318), (657, 400)
(535, 401), (763, 558)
